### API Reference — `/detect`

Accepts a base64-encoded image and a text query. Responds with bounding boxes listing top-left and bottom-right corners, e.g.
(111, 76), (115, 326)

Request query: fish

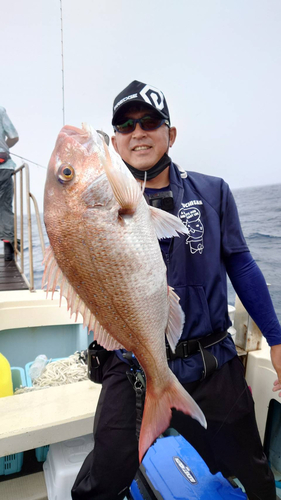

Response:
(43, 123), (207, 462)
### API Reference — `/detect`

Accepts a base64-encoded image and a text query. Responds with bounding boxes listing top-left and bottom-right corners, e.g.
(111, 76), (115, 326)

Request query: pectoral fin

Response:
(102, 145), (143, 214)
(149, 205), (189, 239)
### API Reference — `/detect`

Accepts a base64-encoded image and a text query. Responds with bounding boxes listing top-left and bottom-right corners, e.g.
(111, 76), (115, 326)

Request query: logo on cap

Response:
(139, 84), (165, 111)
(113, 93), (138, 111)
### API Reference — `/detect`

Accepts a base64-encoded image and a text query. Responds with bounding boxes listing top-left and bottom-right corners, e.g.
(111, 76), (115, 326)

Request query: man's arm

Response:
(225, 251), (281, 395)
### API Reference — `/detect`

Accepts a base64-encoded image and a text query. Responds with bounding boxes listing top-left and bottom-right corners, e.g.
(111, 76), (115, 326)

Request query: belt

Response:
(166, 330), (229, 380)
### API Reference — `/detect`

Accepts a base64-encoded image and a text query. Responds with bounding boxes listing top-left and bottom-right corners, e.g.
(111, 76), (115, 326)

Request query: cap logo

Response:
(114, 93), (138, 111)
(139, 85), (164, 111)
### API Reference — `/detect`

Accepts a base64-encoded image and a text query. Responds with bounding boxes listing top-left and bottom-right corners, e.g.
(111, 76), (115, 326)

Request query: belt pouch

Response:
(87, 340), (111, 384)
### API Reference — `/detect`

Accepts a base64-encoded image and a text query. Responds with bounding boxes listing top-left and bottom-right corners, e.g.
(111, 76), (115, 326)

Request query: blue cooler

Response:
(130, 434), (247, 500)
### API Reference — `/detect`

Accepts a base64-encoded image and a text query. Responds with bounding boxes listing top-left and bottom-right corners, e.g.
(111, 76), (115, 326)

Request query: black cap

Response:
(112, 80), (170, 126)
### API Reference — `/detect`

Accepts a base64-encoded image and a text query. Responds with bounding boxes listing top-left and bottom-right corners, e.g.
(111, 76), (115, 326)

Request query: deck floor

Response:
(0, 254), (29, 291)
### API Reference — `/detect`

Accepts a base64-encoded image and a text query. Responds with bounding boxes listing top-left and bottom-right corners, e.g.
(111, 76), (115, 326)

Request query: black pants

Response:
(0, 169), (14, 243)
(71, 354), (276, 500)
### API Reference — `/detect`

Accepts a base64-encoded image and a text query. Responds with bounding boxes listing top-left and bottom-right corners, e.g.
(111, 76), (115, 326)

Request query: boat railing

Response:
(12, 162), (45, 291)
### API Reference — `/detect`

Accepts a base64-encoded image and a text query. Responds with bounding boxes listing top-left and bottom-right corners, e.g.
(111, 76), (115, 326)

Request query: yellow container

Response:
(0, 353), (13, 397)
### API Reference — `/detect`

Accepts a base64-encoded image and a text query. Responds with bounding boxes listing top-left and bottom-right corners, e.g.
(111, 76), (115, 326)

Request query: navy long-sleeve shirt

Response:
(117, 163), (281, 383)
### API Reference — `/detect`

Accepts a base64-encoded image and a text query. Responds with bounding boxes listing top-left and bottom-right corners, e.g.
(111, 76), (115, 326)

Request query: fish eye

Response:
(58, 163), (74, 181)
(58, 163), (75, 183)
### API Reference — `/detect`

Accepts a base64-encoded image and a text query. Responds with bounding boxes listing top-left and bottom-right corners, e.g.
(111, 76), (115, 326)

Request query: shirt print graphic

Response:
(178, 201), (204, 254)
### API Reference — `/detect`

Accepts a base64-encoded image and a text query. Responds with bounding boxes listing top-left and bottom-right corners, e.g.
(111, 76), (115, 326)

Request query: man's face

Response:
(112, 109), (176, 171)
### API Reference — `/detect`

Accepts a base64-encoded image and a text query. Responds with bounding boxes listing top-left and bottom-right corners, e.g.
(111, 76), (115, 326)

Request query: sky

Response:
(1, 0), (281, 213)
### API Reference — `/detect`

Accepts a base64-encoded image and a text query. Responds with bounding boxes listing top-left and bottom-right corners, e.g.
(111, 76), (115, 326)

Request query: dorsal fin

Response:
(42, 246), (125, 351)
(149, 205), (189, 240)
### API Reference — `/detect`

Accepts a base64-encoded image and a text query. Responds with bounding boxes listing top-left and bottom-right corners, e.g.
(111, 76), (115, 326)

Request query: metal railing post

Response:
(24, 163), (34, 290)
(20, 168), (24, 271)
(11, 162), (45, 291)
(13, 172), (17, 254)
(30, 193), (45, 256)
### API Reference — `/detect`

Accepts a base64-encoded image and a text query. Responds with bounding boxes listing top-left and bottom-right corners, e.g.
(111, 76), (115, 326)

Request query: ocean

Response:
(2, 183), (281, 322)
(228, 183), (281, 322)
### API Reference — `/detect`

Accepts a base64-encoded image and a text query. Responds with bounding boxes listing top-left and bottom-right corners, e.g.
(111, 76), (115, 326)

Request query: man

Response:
(72, 81), (281, 500)
(0, 106), (19, 259)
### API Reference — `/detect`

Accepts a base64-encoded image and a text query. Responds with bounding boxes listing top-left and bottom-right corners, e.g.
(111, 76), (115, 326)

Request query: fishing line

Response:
(10, 152), (47, 170)
(60, 0), (65, 126)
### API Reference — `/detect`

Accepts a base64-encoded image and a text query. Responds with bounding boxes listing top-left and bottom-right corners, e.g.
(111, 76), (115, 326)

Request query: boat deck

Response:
(0, 254), (28, 292)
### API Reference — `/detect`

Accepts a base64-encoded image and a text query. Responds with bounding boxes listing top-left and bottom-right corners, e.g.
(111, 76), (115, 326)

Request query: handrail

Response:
(12, 163), (45, 291)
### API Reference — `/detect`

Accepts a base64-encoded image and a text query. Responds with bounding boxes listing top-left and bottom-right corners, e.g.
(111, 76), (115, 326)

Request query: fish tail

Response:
(138, 374), (207, 463)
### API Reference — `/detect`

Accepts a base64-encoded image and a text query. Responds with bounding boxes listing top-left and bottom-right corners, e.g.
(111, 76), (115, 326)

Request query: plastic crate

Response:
(0, 453), (24, 476)
(43, 434), (94, 500)
(0, 367), (26, 476)
(25, 357), (66, 462)
(11, 366), (26, 392)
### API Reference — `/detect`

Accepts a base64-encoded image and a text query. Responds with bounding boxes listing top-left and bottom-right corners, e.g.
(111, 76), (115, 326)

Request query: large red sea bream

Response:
(43, 124), (206, 461)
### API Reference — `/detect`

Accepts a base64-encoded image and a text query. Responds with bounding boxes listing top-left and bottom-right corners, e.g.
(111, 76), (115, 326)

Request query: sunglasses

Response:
(114, 115), (170, 134)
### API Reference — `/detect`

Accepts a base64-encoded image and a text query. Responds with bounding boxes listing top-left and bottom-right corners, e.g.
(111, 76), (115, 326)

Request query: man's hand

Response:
(271, 344), (281, 396)
(6, 136), (19, 148)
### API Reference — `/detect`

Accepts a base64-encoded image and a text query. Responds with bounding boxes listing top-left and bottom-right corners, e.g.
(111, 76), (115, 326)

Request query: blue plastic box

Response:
(0, 367), (26, 476)
(25, 357), (66, 462)
(130, 434), (247, 500)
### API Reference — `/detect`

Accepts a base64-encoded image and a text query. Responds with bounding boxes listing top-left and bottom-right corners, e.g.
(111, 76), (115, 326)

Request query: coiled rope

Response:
(14, 352), (88, 394)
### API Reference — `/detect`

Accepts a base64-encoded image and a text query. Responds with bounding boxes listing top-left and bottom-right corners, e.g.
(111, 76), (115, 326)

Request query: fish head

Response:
(44, 124), (116, 234)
